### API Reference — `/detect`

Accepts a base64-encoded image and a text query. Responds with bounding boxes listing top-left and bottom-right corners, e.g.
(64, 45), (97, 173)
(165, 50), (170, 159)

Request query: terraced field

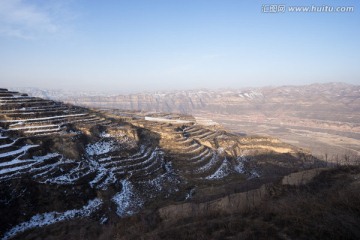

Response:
(0, 88), (320, 239)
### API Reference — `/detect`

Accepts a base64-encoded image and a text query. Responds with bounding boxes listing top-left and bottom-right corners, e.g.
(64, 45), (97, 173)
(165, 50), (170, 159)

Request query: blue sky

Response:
(0, 0), (359, 93)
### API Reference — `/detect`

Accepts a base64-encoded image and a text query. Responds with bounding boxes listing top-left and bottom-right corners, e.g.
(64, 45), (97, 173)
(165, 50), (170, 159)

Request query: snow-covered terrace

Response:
(0, 113), (88, 123)
(145, 116), (193, 124)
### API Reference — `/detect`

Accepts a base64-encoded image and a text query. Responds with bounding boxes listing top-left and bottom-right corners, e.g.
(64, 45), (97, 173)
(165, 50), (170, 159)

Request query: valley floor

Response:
(204, 114), (360, 163)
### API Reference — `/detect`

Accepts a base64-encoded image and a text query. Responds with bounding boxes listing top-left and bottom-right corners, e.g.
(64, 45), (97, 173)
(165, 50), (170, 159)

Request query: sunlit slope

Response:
(0, 88), (321, 239)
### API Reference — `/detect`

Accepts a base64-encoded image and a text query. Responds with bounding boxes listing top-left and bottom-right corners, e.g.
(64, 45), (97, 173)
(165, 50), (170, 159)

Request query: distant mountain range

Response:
(11, 82), (360, 125)
(11, 83), (360, 158)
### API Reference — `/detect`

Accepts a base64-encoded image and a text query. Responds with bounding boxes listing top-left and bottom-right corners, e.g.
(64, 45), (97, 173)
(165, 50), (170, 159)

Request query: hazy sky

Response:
(0, 0), (359, 93)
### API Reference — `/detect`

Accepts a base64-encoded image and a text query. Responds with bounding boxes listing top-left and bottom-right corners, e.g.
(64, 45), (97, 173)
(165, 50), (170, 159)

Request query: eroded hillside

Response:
(0, 88), (324, 239)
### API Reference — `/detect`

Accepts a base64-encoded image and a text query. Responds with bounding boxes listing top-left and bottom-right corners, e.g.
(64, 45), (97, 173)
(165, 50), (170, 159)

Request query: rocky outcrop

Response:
(158, 167), (329, 222)
(159, 184), (268, 221)
(281, 168), (326, 186)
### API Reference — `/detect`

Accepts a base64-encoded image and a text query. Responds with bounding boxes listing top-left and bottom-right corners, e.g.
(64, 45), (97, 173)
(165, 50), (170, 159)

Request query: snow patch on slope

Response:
(234, 156), (246, 174)
(112, 180), (143, 217)
(0, 145), (38, 158)
(86, 140), (117, 156)
(205, 158), (231, 180)
(2, 198), (103, 240)
(0, 153), (61, 180)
